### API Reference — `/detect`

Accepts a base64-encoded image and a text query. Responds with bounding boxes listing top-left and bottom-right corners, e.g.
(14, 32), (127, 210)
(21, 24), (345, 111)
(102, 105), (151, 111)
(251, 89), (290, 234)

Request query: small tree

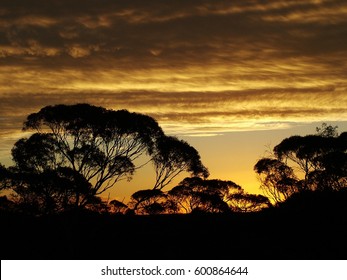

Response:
(109, 199), (128, 214)
(316, 122), (338, 138)
(254, 158), (298, 204)
(129, 189), (167, 214)
(228, 193), (271, 212)
(167, 177), (241, 213)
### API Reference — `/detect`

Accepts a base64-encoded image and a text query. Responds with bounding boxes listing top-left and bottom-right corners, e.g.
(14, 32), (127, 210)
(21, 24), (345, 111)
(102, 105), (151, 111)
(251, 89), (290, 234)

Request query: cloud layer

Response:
(1, 0), (347, 142)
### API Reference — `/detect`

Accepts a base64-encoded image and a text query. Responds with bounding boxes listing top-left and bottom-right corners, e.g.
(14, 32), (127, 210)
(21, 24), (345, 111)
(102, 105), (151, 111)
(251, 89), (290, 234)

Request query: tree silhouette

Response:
(274, 133), (346, 191)
(254, 158), (298, 203)
(0, 164), (11, 191)
(151, 135), (209, 190)
(0, 104), (215, 214)
(228, 193), (271, 212)
(255, 123), (347, 205)
(308, 135), (347, 191)
(167, 177), (242, 213)
(109, 199), (128, 214)
(11, 133), (63, 173)
(7, 167), (92, 215)
(273, 135), (335, 189)
(20, 104), (165, 206)
(316, 122), (338, 138)
(129, 189), (167, 214)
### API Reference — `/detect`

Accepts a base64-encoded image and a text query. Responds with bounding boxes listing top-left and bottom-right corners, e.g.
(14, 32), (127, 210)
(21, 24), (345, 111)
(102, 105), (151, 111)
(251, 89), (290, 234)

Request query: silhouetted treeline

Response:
(0, 104), (270, 215)
(0, 104), (346, 217)
(1, 105), (347, 259)
(2, 189), (347, 259)
(254, 123), (347, 204)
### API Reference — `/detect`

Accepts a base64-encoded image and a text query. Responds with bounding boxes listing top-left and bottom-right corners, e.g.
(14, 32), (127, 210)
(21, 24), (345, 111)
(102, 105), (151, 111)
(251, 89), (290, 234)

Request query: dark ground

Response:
(1, 201), (347, 260)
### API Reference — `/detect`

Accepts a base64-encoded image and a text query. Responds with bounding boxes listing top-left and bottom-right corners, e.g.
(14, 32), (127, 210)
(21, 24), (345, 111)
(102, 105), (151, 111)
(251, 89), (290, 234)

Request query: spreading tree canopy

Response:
(254, 124), (347, 204)
(2, 103), (209, 213)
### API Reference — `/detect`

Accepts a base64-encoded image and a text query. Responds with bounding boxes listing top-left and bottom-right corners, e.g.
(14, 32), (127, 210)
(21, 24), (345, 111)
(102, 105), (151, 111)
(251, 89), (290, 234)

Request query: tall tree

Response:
(21, 104), (165, 205)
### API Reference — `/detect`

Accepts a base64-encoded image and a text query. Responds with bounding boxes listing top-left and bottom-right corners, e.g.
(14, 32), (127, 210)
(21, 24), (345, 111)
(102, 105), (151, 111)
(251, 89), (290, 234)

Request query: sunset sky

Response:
(1, 0), (347, 201)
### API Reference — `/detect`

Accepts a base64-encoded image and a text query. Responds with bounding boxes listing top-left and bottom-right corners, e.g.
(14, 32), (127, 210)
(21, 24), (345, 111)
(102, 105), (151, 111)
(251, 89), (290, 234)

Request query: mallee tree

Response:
(1, 103), (209, 214)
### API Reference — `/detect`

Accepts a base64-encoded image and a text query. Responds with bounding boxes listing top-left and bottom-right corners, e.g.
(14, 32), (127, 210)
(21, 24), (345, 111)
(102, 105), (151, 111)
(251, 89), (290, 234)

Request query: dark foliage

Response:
(1, 190), (347, 260)
(255, 124), (347, 204)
